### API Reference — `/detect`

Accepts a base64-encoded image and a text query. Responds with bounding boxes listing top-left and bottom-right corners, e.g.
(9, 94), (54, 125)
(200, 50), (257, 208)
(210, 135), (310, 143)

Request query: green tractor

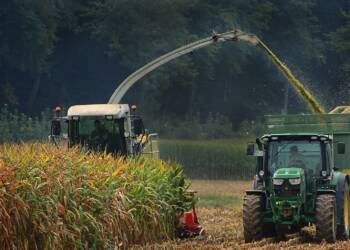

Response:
(243, 106), (350, 242)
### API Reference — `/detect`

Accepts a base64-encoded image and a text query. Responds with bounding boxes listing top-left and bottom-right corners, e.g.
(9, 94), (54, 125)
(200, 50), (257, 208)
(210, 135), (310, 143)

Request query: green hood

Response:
(273, 168), (303, 179)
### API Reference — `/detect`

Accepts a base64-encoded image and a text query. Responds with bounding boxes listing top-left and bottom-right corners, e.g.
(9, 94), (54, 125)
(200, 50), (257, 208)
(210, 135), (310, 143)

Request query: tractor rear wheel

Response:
(315, 194), (337, 243)
(337, 181), (350, 240)
(243, 194), (264, 242)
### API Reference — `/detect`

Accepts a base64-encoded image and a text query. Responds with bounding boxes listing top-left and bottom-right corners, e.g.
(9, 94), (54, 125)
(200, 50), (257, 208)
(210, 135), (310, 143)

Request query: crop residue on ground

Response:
(136, 180), (350, 249)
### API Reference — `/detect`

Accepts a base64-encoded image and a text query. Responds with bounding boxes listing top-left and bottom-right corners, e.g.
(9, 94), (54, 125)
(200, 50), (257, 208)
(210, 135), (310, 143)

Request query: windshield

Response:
(267, 140), (322, 176)
(69, 118), (126, 154)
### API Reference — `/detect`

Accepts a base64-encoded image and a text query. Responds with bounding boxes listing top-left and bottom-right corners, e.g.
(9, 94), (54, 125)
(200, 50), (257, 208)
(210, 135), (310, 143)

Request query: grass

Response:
(159, 139), (255, 180)
(197, 194), (241, 209)
(190, 180), (249, 209)
(0, 143), (194, 249)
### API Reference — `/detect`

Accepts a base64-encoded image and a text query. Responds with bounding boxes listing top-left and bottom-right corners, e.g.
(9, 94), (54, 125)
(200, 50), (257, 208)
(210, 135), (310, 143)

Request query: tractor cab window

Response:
(268, 140), (322, 176)
(69, 118), (126, 155)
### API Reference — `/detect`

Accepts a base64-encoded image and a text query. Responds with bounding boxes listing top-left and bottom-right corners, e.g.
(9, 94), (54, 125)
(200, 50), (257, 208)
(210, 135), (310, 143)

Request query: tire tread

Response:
(315, 194), (337, 243)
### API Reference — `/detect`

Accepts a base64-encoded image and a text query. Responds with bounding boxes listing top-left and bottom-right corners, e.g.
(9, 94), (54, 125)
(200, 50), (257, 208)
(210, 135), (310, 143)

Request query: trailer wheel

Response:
(315, 194), (337, 243)
(337, 181), (350, 240)
(243, 194), (264, 242)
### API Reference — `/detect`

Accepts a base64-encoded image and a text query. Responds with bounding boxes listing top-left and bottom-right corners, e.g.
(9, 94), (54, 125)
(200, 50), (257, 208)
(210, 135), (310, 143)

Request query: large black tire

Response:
(243, 194), (264, 242)
(337, 181), (350, 240)
(315, 194), (337, 243)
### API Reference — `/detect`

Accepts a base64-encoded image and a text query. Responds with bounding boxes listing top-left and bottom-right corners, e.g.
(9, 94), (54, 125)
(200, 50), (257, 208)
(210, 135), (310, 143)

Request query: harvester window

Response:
(90, 120), (109, 150)
(70, 118), (125, 155)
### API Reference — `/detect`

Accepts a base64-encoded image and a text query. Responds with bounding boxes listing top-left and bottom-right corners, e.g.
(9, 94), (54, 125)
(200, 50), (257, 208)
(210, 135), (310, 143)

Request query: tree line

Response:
(0, 0), (349, 134)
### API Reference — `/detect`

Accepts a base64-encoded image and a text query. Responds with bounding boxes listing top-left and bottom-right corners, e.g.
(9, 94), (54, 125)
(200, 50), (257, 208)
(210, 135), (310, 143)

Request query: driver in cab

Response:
(289, 145), (306, 168)
(91, 120), (108, 151)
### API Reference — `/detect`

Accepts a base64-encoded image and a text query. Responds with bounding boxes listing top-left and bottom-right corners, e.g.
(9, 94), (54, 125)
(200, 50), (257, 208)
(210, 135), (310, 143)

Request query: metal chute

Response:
(109, 29), (325, 114)
(108, 29), (253, 104)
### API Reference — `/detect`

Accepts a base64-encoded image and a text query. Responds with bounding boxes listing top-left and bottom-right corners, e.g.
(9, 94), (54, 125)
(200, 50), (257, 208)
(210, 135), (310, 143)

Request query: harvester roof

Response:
(67, 104), (130, 118)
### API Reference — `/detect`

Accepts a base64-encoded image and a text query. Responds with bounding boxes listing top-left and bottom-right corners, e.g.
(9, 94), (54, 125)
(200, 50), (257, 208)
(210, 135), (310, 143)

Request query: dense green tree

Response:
(1, 0), (350, 138)
(330, 8), (350, 73)
(0, 0), (60, 110)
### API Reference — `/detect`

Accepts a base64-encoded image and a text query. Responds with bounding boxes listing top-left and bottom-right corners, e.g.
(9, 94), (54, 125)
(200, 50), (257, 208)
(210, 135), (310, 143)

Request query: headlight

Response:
(289, 178), (301, 185)
(259, 170), (265, 177)
(273, 179), (284, 185)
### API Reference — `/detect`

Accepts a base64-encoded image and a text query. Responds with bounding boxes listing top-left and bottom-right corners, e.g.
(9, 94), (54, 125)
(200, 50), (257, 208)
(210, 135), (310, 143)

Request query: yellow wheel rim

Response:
(344, 190), (349, 231)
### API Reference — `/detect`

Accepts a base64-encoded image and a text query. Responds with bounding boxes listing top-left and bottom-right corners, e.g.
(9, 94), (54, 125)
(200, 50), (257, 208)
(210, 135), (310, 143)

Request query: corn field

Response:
(0, 143), (193, 249)
(159, 139), (255, 180)
(0, 106), (52, 143)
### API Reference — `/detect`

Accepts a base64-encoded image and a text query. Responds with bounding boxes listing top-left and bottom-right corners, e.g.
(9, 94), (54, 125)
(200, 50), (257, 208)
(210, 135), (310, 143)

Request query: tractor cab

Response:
(50, 104), (159, 157)
(249, 134), (334, 186)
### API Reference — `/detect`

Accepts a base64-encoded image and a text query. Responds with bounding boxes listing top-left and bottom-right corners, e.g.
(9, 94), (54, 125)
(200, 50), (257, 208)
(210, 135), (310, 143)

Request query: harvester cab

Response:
(49, 104), (159, 157)
(243, 108), (350, 243)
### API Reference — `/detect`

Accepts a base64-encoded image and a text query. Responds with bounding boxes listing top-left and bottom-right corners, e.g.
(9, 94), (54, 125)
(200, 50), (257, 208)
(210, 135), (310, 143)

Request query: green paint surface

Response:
(273, 167), (303, 179)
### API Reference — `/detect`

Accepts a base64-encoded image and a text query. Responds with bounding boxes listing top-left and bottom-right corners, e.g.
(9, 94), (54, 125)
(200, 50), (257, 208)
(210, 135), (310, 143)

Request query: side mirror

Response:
(337, 142), (346, 154)
(133, 118), (145, 135)
(247, 143), (255, 156)
(51, 120), (61, 136)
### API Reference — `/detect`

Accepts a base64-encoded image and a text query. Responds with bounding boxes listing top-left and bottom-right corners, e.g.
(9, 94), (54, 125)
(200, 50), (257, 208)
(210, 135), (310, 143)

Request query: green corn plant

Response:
(0, 143), (194, 249)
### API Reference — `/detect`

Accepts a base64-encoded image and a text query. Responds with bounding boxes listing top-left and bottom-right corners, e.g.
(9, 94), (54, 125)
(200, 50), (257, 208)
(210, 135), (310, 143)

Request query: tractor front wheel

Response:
(315, 194), (337, 243)
(243, 194), (264, 242)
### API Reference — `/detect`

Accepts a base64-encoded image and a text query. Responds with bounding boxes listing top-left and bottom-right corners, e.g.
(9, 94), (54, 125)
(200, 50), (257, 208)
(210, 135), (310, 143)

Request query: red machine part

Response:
(177, 205), (205, 238)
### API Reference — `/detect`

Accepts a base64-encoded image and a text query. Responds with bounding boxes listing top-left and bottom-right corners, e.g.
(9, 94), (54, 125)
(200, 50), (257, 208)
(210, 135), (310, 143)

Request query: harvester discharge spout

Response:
(109, 28), (325, 114)
(212, 29), (259, 46)
(108, 29), (243, 104)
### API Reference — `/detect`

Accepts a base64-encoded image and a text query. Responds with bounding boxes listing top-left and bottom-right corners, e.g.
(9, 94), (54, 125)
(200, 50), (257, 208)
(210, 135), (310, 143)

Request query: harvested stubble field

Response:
(136, 180), (350, 250)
